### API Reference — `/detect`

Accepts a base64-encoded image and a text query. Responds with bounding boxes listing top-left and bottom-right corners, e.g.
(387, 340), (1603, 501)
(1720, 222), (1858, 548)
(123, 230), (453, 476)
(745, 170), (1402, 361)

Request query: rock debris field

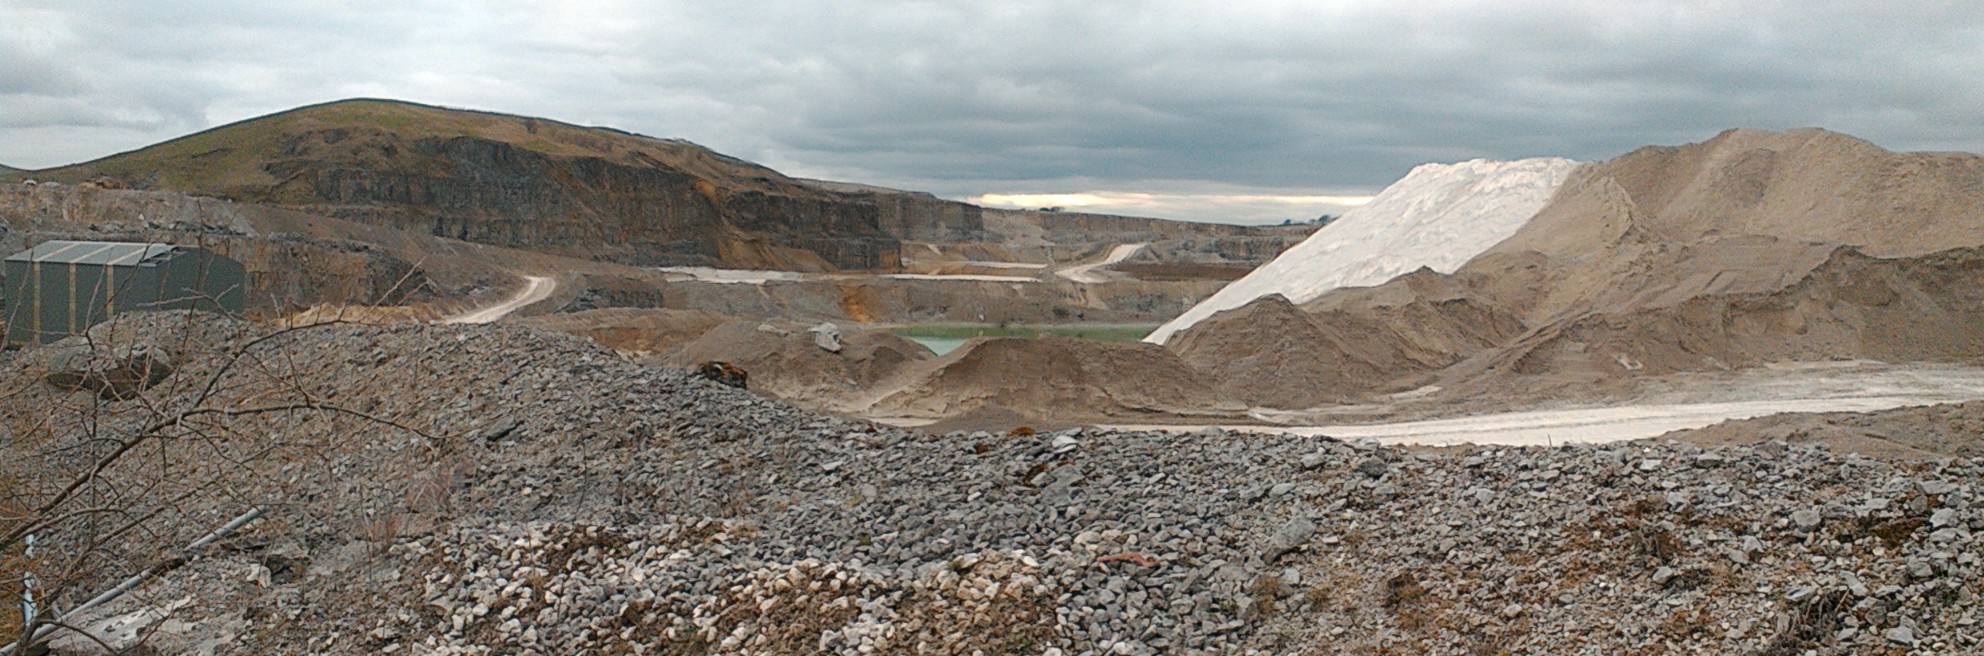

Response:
(5, 314), (1984, 655)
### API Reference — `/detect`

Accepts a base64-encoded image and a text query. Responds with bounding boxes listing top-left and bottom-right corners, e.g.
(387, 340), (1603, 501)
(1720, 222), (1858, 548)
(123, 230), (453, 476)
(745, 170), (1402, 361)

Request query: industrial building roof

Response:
(4, 241), (183, 267)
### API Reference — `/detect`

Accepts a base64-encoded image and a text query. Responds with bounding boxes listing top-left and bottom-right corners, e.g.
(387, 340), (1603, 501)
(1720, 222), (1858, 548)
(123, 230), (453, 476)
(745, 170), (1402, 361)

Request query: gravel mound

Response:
(657, 318), (935, 408)
(5, 316), (1983, 654)
(1167, 274), (1525, 408)
(866, 335), (1237, 423)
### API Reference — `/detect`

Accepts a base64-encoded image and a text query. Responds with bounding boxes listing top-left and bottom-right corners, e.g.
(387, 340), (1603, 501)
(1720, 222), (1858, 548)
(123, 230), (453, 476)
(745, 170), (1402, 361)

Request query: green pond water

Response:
(905, 336), (971, 355)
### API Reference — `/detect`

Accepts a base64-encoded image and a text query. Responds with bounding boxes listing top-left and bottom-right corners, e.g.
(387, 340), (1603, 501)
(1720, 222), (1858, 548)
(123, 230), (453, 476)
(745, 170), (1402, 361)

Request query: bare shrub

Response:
(0, 309), (438, 653)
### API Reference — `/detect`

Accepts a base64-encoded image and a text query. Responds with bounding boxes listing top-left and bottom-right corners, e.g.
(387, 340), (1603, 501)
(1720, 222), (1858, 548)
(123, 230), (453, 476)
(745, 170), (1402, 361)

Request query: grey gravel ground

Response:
(6, 315), (1982, 655)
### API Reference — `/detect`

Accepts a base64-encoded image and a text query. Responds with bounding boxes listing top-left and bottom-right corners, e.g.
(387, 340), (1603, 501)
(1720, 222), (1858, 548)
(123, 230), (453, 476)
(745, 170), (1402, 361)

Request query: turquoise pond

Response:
(905, 336), (969, 356)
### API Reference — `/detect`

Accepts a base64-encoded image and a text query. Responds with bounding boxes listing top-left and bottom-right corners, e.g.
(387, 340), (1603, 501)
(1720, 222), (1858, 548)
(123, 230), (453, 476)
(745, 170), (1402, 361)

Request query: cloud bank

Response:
(4, 1), (1982, 223)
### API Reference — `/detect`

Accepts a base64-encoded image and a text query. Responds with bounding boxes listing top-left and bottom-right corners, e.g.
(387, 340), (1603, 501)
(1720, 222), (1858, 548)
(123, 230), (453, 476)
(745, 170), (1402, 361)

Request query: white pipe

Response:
(17, 535), (33, 630)
(2, 507), (262, 655)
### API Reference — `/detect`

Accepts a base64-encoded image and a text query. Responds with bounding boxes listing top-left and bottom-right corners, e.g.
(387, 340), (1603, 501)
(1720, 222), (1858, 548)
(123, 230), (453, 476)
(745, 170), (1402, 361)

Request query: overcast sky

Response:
(4, 1), (1983, 223)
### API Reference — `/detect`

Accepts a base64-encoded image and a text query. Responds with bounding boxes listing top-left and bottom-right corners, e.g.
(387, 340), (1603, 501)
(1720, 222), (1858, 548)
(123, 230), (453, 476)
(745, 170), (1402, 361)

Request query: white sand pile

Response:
(1164, 128), (1984, 411)
(1146, 157), (1580, 344)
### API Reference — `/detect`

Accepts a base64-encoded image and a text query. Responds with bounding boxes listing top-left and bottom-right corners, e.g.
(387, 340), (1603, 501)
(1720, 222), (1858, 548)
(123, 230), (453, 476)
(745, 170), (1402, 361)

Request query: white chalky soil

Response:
(1147, 157), (1579, 344)
(1110, 363), (1984, 446)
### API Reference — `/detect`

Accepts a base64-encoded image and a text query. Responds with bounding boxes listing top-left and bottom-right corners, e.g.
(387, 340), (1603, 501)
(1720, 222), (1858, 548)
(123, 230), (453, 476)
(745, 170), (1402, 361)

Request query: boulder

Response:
(41, 343), (175, 400)
(809, 323), (844, 353)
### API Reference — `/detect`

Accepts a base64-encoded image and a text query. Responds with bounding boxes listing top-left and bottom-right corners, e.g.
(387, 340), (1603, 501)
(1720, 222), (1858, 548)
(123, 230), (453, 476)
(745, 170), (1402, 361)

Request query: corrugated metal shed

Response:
(4, 240), (246, 346)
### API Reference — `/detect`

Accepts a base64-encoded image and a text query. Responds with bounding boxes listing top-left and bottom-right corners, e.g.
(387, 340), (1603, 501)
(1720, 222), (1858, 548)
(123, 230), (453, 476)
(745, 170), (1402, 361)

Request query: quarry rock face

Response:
(12, 100), (1001, 272)
(266, 131), (917, 271)
(3, 99), (1301, 286)
(0, 184), (478, 313)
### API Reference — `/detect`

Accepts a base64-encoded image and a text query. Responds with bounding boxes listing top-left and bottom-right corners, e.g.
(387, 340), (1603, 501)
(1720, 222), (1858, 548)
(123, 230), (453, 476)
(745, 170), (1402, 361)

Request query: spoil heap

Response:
(1147, 157), (1578, 344)
(865, 335), (1234, 423)
(1168, 129), (1984, 410)
(1667, 401), (1984, 461)
(2, 314), (1981, 654)
(658, 317), (936, 407)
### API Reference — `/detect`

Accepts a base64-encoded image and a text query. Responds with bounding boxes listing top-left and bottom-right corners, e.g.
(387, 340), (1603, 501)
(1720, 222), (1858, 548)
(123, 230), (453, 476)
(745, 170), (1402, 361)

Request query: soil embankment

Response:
(865, 335), (1240, 424)
(657, 318), (936, 407)
(1665, 400), (1984, 460)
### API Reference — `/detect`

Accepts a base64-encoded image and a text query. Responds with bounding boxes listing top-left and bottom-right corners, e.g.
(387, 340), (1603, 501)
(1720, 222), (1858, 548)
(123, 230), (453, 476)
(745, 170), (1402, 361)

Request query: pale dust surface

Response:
(1106, 363), (1984, 447)
(881, 273), (1040, 282)
(655, 266), (806, 284)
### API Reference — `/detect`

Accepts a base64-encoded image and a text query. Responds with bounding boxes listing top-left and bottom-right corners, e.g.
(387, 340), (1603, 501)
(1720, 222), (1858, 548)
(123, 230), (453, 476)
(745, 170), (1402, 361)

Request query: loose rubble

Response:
(4, 314), (1982, 655)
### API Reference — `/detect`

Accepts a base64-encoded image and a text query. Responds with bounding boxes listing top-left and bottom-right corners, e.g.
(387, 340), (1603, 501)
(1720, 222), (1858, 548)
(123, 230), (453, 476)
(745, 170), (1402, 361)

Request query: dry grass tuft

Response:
(1249, 573), (1288, 618)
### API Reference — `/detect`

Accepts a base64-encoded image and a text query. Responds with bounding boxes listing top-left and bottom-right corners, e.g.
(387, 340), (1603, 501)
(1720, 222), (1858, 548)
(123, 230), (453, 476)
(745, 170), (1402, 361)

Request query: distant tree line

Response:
(1278, 214), (1336, 227)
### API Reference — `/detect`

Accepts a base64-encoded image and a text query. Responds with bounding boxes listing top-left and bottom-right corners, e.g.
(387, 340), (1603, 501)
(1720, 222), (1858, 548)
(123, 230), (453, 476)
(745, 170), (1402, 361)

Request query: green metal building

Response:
(3, 240), (245, 346)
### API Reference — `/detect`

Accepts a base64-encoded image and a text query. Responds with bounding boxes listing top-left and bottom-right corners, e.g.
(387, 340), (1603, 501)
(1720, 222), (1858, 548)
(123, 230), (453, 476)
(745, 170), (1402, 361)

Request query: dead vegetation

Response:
(0, 311), (445, 653)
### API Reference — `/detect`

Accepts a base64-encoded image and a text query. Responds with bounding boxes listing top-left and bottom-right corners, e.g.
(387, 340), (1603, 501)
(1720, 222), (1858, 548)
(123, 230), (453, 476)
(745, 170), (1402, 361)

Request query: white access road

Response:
(445, 275), (556, 324)
(1056, 243), (1147, 283)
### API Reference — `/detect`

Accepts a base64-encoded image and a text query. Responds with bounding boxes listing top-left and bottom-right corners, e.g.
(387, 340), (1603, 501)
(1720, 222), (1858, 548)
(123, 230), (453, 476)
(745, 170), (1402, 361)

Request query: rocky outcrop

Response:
(15, 100), (1003, 271)
(267, 130), (911, 270)
(10, 100), (1305, 272)
(801, 179), (988, 243)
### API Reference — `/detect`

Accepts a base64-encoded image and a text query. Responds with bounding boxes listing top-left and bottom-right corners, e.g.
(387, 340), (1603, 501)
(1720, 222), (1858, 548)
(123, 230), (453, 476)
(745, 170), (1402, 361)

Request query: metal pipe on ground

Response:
(1, 507), (263, 656)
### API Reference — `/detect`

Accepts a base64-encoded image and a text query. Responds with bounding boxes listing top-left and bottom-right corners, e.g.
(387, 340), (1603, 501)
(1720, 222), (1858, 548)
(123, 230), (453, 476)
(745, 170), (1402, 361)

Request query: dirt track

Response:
(445, 275), (555, 323)
(1056, 242), (1146, 283)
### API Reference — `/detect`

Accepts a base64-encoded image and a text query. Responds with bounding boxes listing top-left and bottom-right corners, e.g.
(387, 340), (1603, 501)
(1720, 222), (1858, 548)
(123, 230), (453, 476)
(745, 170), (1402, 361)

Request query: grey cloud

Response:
(3, 1), (1983, 223)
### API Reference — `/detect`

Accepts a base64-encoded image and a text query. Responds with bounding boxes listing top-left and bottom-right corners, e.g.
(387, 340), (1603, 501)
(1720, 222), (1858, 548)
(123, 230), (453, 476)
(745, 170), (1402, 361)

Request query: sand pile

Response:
(1166, 275), (1525, 408)
(867, 335), (1237, 423)
(1170, 128), (1984, 410)
(1147, 157), (1578, 344)
(657, 318), (934, 407)
(1444, 246), (1984, 401)
(1471, 127), (1984, 322)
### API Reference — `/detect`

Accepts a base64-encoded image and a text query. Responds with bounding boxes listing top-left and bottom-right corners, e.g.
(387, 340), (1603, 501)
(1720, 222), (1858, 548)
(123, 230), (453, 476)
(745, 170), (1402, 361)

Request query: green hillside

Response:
(25, 98), (790, 202)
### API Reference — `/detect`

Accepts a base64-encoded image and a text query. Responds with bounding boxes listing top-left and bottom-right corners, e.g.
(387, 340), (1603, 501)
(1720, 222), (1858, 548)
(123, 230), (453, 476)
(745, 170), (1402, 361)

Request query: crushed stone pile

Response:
(4, 314), (1984, 654)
